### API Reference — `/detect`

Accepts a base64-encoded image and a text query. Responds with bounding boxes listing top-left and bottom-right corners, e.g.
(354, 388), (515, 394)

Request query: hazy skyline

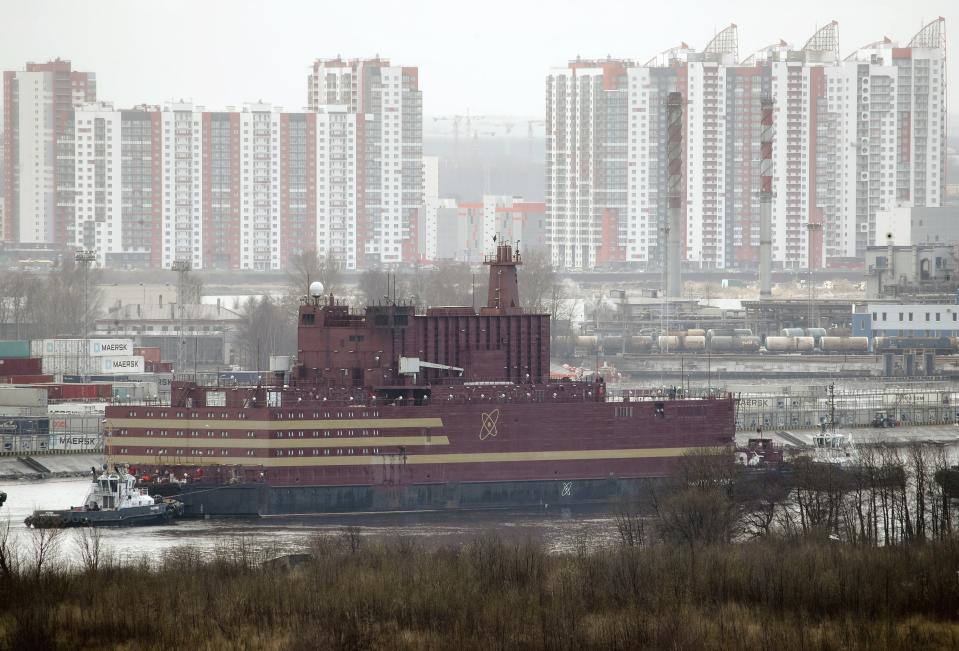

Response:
(1, 0), (955, 118)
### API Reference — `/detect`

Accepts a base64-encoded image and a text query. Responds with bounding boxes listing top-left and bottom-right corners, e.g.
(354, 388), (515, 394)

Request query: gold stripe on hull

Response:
(111, 446), (723, 468)
(105, 417), (444, 431)
(106, 436), (449, 449)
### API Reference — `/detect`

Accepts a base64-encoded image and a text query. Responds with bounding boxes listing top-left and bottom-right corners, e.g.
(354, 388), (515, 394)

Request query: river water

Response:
(0, 478), (621, 565)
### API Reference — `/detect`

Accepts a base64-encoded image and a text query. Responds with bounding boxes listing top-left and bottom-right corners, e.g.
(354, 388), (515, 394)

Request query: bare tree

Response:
(614, 499), (647, 548)
(74, 526), (110, 573)
(358, 267), (391, 306)
(0, 517), (20, 580)
(287, 249), (341, 301)
(234, 296), (296, 371)
(340, 526), (363, 554)
(180, 273), (204, 305)
(28, 526), (65, 579)
(518, 248), (562, 315)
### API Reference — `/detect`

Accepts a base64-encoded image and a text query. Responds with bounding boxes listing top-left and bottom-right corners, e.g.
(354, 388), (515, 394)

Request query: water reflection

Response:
(1, 478), (620, 563)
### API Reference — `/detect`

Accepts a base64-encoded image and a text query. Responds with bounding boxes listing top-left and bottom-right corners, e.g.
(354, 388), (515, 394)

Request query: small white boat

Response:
(810, 432), (858, 466)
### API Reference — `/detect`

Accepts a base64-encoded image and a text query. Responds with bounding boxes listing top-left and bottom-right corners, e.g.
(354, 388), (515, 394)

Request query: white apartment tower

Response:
(238, 103), (282, 270)
(546, 59), (629, 269)
(546, 19), (947, 270)
(161, 102), (203, 269)
(308, 57), (423, 268)
(314, 106), (358, 269)
(71, 102), (122, 266)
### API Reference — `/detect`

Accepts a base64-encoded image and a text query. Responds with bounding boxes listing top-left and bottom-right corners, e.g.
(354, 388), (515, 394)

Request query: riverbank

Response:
(0, 453), (102, 481)
(0, 534), (957, 650)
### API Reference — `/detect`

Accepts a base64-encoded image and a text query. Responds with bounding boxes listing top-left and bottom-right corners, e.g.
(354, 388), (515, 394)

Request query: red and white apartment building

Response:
(2, 57), (423, 271)
(546, 19), (947, 270)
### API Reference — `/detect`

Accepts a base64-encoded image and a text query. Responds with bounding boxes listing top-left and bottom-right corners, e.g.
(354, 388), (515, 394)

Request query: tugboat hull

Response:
(25, 503), (178, 528)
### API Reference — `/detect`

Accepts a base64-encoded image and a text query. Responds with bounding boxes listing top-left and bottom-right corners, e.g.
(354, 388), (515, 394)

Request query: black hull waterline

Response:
(149, 476), (668, 517)
(25, 504), (176, 528)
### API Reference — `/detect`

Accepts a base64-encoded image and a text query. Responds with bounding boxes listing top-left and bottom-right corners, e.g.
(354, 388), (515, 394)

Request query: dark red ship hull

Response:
(107, 393), (734, 516)
(107, 243), (735, 516)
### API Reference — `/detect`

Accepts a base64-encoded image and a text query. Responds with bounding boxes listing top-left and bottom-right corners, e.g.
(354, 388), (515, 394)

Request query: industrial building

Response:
(864, 243), (959, 300)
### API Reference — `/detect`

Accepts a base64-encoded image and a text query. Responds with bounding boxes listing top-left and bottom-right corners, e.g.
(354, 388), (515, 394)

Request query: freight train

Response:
(564, 330), (959, 355)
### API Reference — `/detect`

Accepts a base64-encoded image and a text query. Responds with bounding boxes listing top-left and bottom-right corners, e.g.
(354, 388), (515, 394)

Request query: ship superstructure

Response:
(105, 244), (736, 515)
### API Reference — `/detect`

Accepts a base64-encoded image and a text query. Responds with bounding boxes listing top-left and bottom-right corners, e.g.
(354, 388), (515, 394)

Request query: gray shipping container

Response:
(0, 386), (48, 408)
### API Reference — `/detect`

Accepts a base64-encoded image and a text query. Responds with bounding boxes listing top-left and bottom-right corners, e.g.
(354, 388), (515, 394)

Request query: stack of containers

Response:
(47, 402), (105, 451)
(31, 339), (144, 376)
(0, 386), (50, 453)
(0, 340), (53, 384)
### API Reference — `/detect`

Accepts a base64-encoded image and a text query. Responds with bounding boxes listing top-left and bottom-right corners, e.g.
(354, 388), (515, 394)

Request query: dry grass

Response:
(0, 531), (958, 650)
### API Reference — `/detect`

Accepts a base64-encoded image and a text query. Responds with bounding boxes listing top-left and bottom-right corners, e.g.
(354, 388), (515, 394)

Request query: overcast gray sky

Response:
(1, 0), (954, 118)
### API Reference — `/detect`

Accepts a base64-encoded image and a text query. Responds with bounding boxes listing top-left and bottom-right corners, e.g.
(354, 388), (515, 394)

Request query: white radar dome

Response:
(309, 281), (325, 298)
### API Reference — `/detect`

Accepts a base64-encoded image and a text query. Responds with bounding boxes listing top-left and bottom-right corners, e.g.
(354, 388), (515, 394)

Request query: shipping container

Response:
(99, 356), (144, 374)
(41, 356), (105, 375)
(0, 341), (31, 358)
(33, 338), (90, 357)
(0, 374), (56, 384)
(50, 413), (103, 435)
(42, 383), (113, 402)
(0, 405), (49, 418)
(134, 347), (162, 364)
(89, 339), (134, 357)
(1, 434), (49, 453)
(47, 433), (102, 451)
(0, 416), (50, 436)
(0, 357), (43, 376)
(0, 386), (48, 407)
(48, 402), (107, 415)
(112, 381), (158, 401)
(139, 373), (173, 402)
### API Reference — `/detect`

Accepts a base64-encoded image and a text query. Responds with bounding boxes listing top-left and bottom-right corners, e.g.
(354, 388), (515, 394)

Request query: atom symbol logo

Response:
(479, 409), (500, 440)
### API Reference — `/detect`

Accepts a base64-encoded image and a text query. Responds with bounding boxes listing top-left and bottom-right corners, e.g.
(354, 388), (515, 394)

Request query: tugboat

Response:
(24, 466), (182, 528)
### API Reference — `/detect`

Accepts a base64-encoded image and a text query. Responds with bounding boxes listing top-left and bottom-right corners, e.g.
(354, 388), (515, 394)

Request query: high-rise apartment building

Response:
(308, 57), (423, 268)
(3, 59), (96, 244)
(71, 102), (160, 267)
(278, 112), (317, 269)
(160, 102), (204, 268)
(546, 18), (946, 270)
